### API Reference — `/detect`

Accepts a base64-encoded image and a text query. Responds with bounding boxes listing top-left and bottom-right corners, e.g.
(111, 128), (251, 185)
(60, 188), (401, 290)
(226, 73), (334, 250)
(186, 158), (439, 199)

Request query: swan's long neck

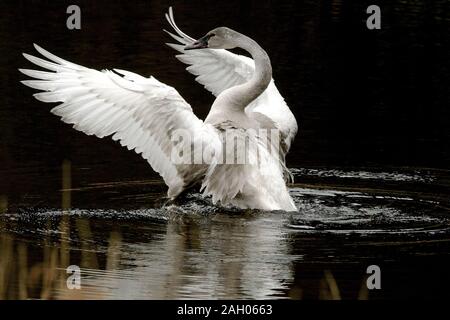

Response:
(213, 34), (272, 112)
(235, 34), (272, 106)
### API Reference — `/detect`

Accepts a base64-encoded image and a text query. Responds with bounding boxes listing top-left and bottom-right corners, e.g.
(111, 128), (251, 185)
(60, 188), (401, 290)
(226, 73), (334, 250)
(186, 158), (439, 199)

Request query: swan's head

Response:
(185, 27), (238, 50)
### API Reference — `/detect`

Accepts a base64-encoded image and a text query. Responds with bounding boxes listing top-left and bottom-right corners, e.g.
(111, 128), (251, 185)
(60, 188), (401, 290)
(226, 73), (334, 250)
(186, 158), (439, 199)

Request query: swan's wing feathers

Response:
(165, 8), (298, 155)
(20, 44), (217, 198)
(164, 9), (253, 96)
(173, 47), (252, 97)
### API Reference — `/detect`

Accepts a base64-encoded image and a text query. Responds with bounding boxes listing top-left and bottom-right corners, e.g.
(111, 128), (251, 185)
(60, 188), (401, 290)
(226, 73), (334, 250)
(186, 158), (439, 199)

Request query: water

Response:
(0, 0), (449, 299)
(1, 167), (449, 299)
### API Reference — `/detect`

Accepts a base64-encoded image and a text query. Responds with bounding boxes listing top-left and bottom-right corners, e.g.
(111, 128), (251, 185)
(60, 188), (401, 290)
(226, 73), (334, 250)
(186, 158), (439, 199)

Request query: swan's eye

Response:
(208, 33), (215, 38)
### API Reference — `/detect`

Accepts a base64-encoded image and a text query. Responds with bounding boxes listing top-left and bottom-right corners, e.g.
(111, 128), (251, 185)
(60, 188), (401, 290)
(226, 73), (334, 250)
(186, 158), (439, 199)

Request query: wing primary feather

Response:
(22, 53), (68, 72)
(166, 7), (195, 42)
(163, 30), (189, 45)
(33, 44), (84, 69)
(165, 43), (185, 53)
(18, 68), (57, 80)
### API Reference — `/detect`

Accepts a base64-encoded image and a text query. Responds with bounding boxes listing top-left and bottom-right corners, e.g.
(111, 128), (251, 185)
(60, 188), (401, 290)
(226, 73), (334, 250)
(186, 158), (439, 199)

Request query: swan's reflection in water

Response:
(1, 174), (449, 300)
(0, 208), (297, 299)
(105, 212), (295, 299)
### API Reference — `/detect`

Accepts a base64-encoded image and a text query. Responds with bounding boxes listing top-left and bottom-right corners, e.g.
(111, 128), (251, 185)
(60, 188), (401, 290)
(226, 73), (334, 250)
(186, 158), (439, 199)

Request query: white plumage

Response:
(164, 8), (297, 153)
(20, 7), (298, 211)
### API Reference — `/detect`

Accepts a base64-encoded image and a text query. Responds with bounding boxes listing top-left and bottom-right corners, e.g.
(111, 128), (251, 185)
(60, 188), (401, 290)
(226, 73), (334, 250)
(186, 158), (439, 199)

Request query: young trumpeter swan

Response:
(20, 7), (298, 211)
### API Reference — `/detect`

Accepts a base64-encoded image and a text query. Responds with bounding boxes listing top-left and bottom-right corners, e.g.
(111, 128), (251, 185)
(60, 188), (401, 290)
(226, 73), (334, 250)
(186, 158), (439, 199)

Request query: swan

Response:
(19, 7), (298, 211)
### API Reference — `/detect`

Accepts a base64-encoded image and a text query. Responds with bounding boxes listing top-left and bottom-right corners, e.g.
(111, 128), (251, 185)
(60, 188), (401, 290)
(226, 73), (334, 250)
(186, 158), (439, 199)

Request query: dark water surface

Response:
(0, 0), (449, 299)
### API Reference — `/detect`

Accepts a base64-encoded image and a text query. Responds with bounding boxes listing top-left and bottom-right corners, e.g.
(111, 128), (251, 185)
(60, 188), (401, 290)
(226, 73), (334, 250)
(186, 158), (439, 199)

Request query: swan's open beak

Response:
(184, 35), (209, 50)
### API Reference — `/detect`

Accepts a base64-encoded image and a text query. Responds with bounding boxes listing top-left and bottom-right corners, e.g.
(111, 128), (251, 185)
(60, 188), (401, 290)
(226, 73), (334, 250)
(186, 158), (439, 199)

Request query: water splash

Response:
(291, 168), (434, 182)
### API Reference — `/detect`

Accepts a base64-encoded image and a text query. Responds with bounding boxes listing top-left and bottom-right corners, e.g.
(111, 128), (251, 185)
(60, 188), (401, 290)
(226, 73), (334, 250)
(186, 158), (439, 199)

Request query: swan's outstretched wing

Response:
(164, 7), (298, 155)
(20, 44), (219, 198)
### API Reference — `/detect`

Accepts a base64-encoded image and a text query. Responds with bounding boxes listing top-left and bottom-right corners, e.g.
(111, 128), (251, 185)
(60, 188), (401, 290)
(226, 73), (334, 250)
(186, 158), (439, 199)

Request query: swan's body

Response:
(19, 8), (298, 211)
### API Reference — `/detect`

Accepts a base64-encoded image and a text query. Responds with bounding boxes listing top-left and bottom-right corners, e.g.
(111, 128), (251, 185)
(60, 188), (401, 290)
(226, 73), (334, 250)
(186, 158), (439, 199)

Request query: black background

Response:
(0, 0), (449, 301)
(0, 0), (449, 180)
